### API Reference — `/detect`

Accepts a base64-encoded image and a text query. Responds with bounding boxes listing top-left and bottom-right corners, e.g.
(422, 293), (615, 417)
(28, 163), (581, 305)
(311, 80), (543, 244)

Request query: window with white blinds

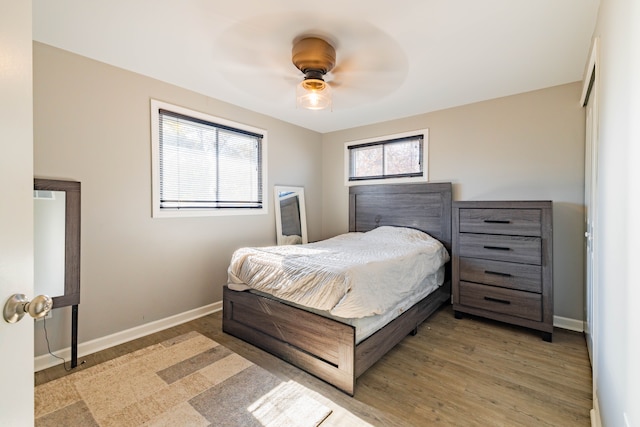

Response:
(151, 100), (267, 217)
(344, 129), (429, 186)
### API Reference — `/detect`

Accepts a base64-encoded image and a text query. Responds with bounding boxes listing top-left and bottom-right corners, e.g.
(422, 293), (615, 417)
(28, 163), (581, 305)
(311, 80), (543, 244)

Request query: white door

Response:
(584, 87), (596, 362)
(582, 40), (599, 366)
(0, 1), (35, 425)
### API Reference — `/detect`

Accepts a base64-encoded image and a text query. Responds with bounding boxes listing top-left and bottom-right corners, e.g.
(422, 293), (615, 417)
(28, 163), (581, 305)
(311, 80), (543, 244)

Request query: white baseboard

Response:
(553, 315), (584, 332)
(591, 390), (602, 427)
(34, 301), (222, 372)
(34, 304), (583, 371)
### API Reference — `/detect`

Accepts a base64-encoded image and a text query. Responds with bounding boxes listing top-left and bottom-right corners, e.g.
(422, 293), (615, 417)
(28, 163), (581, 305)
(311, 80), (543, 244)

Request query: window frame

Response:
(344, 129), (429, 186)
(150, 99), (268, 218)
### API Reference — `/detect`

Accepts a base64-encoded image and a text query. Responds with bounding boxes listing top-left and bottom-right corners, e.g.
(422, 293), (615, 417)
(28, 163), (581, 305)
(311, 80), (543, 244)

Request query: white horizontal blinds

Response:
(159, 109), (263, 209)
(216, 128), (262, 207)
(349, 134), (423, 181)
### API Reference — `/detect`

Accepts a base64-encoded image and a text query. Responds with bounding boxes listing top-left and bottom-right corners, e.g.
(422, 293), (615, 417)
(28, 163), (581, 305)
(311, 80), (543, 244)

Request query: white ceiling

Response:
(33, 0), (599, 133)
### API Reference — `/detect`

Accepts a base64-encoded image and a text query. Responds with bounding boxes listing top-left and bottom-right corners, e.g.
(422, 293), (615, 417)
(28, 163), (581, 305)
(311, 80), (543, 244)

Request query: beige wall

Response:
(33, 40), (586, 356)
(33, 42), (323, 355)
(322, 82), (585, 321)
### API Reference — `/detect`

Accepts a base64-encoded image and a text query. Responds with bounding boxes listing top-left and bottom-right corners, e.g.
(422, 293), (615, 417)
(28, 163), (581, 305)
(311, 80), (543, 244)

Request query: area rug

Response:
(35, 331), (332, 427)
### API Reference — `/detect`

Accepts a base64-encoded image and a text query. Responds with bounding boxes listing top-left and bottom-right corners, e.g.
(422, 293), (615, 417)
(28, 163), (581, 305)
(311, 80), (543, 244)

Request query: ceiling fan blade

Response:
(213, 11), (409, 109)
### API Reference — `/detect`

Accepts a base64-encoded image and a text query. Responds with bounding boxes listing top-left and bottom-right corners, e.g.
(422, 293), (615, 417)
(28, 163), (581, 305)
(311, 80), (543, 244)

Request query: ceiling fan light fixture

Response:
(292, 37), (336, 111)
(297, 77), (332, 110)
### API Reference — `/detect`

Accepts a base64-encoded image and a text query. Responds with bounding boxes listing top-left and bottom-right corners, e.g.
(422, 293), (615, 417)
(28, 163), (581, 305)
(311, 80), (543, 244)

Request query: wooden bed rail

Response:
(223, 286), (357, 395)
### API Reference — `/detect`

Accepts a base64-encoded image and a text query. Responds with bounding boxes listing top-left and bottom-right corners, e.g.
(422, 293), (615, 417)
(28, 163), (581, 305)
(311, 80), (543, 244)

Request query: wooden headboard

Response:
(348, 182), (452, 252)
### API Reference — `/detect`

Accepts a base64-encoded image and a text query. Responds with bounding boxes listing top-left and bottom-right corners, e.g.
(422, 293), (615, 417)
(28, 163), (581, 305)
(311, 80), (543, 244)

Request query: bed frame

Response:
(223, 182), (452, 395)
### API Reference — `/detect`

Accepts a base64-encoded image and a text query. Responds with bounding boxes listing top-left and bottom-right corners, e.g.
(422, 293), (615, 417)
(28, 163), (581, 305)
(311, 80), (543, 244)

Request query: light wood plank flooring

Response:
(36, 305), (592, 426)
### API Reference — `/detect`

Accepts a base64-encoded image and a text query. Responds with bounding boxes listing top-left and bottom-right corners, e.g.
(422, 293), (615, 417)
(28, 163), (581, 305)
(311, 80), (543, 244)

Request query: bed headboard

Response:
(349, 182), (452, 252)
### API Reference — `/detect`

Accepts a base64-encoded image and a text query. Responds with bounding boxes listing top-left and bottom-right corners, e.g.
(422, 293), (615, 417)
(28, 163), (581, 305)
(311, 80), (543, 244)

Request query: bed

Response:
(223, 182), (452, 395)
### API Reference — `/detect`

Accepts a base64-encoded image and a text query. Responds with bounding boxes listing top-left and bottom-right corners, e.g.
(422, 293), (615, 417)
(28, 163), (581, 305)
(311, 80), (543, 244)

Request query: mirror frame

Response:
(274, 185), (308, 245)
(34, 178), (81, 308)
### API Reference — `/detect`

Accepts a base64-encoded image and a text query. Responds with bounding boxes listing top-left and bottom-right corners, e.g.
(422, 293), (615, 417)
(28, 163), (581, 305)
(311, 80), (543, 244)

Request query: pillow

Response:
(364, 225), (433, 242)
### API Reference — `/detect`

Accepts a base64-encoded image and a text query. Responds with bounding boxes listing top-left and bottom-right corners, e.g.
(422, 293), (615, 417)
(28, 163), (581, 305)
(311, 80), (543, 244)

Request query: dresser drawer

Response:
(459, 281), (542, 321)
(459, 257), (542, 293)
(459, 208), (541, 236)
(458, 233), (541, 265)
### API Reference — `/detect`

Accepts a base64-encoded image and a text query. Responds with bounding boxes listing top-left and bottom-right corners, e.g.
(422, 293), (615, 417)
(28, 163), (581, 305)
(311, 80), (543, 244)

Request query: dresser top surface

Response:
(453, 200), (552, 209)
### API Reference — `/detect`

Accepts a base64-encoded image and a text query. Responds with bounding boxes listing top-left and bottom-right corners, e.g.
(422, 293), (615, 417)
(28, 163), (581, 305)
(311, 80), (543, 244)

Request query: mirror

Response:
(34, 178), (81, 308)
(34, 189), (66, 299)
(274, 186), (308, 245)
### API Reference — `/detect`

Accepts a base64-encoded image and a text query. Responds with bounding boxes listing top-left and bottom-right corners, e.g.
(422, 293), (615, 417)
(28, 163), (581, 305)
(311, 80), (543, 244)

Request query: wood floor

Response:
(36, 305), (592, 426)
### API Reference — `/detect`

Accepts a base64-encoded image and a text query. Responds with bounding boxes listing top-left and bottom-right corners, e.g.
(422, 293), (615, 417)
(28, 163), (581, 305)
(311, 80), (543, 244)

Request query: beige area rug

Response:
(35, 331), (332, 427)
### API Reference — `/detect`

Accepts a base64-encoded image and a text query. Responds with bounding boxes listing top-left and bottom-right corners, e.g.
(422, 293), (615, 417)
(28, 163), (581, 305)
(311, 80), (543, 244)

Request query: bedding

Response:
(227, 226), (450, 319)
(248, 265), (445, 343)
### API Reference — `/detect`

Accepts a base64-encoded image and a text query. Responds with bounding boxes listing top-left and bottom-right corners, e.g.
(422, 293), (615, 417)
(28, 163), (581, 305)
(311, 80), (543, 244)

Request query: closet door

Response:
(582, 40), (599, 366)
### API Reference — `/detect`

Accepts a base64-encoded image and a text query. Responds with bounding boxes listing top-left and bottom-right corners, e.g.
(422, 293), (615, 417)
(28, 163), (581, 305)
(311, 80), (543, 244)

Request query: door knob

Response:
(3, 294), (53, 323)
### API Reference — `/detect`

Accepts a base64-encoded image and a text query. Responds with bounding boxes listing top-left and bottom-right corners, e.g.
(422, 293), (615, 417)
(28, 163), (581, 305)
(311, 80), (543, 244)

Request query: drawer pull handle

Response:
(484, 220), (511, 224)
(485, 270), (512, 277)
(483, 245), (510, 251)
(484, 296), (511, 305)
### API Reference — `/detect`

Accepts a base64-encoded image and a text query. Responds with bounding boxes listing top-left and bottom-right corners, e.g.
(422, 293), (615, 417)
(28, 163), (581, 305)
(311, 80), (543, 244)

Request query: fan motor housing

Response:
(292, 37), (336, 74)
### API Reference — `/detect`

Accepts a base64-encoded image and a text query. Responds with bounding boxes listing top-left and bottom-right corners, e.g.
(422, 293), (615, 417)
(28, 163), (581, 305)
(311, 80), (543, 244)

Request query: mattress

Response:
(227, 226), (450, 319)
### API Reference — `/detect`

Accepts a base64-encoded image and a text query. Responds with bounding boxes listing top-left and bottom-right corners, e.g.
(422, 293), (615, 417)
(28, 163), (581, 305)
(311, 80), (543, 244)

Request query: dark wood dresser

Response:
(452, 201), (553, 341)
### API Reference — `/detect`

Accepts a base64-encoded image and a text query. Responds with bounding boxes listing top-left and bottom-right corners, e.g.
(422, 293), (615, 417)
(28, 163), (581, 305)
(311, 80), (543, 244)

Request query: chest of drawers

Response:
(452, 201), (553, 341)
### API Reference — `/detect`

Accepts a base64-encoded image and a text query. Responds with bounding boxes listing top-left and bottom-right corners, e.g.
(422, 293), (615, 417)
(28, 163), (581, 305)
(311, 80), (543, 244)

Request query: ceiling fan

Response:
(291, 36), (336, 110)
(215, 14), (408, 110)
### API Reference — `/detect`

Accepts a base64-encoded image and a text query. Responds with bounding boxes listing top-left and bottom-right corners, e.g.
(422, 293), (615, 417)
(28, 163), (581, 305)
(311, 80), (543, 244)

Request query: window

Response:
(344, 129), (428, 186)
(151, 100), (267, 217)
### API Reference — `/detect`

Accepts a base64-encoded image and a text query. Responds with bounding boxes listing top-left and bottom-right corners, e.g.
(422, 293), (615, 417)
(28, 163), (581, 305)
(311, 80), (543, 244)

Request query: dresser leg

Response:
(454, 311), (463, 319)
(542, 332), (553, 342)
(410, 327), (418, 336)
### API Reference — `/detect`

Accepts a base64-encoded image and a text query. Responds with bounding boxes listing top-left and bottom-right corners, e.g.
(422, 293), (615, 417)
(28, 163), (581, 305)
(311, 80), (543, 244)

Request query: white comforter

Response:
(227, 226), (449, 319)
